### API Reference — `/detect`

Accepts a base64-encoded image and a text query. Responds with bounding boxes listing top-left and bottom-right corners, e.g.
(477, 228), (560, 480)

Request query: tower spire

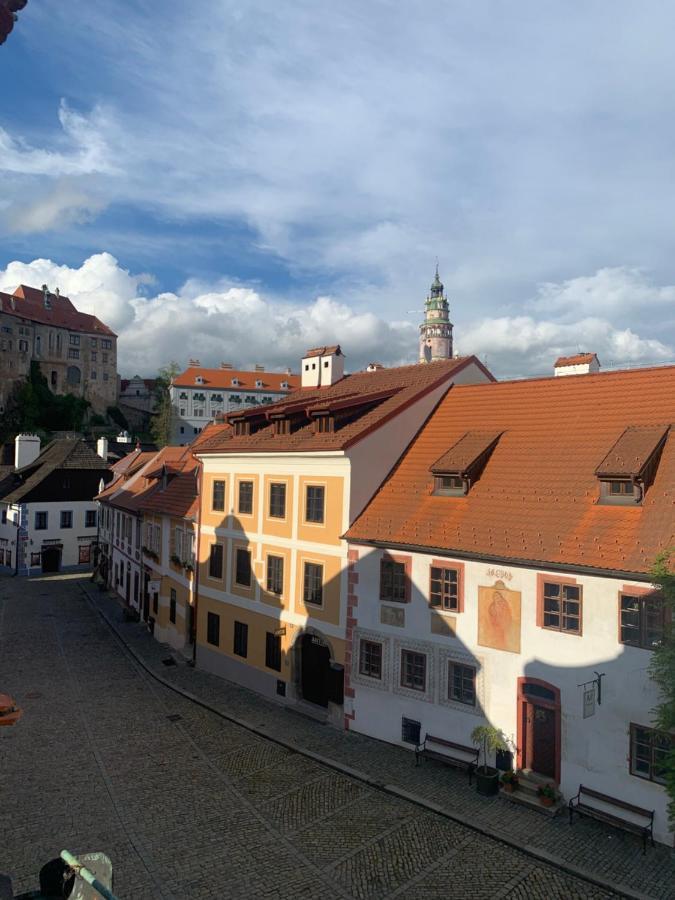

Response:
(419, 264), (453, 363)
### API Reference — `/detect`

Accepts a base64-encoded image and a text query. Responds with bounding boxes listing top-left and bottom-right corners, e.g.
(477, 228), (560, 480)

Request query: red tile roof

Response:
(195, 357), (494, 455)
(0, 285), (116, 336)
(172, 366), (298, 391)
(595, 425), (669, 478)
(554, 352), (598, 367)
(430, 431), (502, 475)
(346, 365), (675, 576)
(305, 345), (342, 358)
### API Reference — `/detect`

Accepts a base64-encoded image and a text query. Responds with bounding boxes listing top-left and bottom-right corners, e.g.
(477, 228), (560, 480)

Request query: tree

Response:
(0, 362), (89, 442)
(649, 550), (675, 831)
(150, 361), (180, 448)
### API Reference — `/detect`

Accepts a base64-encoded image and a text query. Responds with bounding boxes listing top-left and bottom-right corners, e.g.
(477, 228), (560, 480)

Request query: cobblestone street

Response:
(1, 576), (672, 899)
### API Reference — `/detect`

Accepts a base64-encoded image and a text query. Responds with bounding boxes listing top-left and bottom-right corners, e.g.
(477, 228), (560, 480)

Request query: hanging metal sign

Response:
(583, 687), (595, 718)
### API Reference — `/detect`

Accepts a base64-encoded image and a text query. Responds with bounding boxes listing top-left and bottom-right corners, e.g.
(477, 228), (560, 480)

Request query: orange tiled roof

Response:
(0, 285), (116, 336)
(595, 425), (670, 478)
(172, 366), (298, 391)
(554, 352), (598, 367)
(346, 365), (675, 576)
(430, 431), (502, 475)
(305, 344), (342, 358)
(195, 357), (495, 455)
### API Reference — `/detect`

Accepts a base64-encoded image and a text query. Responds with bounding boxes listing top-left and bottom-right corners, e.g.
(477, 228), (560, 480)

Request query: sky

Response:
(1, 1), (675, 378)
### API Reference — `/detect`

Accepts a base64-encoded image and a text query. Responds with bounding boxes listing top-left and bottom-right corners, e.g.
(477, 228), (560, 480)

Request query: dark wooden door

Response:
(125, 570), (130, 604)
(531, 705), (556, 778)
(41, 547), (61, 573)
(134, 572), (139, 608)
(301, 634), (330, 707)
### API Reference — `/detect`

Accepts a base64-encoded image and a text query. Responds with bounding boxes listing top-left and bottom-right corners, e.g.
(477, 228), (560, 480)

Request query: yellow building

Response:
(193, 347), (493, 724)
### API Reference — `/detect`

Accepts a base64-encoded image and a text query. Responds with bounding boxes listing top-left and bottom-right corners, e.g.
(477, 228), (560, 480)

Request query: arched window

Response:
(67, 366), (81, 385)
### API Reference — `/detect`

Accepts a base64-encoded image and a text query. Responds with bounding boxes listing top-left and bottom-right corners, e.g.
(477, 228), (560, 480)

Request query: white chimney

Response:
(554, 353), (600, 377)
(15, 433), (41, 470)
(117, 430), (132, 444)
(301, 345), (344, 388)
(97, 436), (109, 460)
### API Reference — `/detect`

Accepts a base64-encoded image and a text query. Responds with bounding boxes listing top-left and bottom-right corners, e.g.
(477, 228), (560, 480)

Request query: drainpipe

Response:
(191, 457), (203, 667)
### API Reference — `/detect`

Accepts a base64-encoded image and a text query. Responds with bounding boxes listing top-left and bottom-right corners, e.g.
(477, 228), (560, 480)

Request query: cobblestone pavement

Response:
(0, 577), (670, 899)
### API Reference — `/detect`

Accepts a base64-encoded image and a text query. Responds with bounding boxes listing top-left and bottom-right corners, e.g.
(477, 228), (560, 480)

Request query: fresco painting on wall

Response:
(477, 582), (521, 653)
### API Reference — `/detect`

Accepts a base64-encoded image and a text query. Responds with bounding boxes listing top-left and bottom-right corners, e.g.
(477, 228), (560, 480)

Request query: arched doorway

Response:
(517, 677), (561, 782)
(41, 546), (61, 573)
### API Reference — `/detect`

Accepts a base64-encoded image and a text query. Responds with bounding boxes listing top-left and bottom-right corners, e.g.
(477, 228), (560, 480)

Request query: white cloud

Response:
(7, 180), (105, 233)
(0, 254), (672, 379)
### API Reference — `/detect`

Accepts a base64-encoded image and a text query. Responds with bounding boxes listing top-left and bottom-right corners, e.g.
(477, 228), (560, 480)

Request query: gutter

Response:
(346, 538), (656, 583)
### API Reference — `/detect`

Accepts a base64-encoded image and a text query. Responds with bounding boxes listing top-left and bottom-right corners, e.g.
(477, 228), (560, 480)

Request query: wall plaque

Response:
(380, 605), (405, 628)
(477, 584), (521, 653)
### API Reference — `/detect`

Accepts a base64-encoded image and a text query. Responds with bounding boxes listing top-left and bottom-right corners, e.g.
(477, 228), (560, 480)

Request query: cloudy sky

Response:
(1, 2), (674, 378)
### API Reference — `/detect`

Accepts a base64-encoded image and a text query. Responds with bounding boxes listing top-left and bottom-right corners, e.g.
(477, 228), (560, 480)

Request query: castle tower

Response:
(419, 265), (453, 362)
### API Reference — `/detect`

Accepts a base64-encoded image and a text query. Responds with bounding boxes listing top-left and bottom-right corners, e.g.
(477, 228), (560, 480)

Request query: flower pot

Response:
(502, 782), (516, 794)
(475, 766), (500, 796)
(539, 795), (554, 807)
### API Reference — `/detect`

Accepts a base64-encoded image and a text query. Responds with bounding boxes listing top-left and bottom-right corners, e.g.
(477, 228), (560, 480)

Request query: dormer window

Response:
(255, 379), (263, 388)
(233, 421), (250, 437)
(433, 475), (466, 496)
(430, 431), (502, 497)
(231, 377), (240, 387)
(314, 415), (334, 434)
(595, 425), (669, 506)
(281, 381), (289, 389)
(275, 419), (290, 436)
(195, 376), (204, 385)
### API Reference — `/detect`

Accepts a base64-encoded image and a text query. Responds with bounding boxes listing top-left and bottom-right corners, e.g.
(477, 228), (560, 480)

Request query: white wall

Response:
(13, 501), (99, 571)
(349, 544), (672, 845)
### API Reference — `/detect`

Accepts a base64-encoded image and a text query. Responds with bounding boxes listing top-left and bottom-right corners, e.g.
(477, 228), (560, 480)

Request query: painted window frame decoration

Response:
(392, 637), (434, 703)
(379, 553), (411, 604)
(351, 628), (391, 692)
(437, 647), (485, 716)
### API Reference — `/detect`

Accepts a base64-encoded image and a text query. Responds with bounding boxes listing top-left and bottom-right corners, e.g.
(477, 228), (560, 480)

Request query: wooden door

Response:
(531, 705), (556, 778)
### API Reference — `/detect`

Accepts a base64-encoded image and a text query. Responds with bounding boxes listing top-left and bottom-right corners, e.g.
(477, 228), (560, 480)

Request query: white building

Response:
(170, 362), (299, 445)
(0, 434), (109, 574)
(346, 363), (675, 845)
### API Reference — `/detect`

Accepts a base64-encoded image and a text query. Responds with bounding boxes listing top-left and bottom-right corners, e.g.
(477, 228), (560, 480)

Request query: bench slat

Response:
(424, 735), (477, 757)
(578, 786), (653, 820)
(577, 804), (647, 834)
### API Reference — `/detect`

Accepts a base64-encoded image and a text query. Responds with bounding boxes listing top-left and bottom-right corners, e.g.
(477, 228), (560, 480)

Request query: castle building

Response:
(419, 267), (453, 363)
(0, 283), (118, 415)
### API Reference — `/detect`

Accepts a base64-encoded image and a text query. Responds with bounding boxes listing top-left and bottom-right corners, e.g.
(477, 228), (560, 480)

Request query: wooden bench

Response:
(415, 734), (479, 785)
(568, 784), (655, 854)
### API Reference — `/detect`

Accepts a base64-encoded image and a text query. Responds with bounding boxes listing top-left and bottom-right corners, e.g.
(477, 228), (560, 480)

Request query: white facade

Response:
(170, 376), (293, 445)
(347, 544), (672, 845)
(98, 503), (143, 608)
(0, 500), (98, 574)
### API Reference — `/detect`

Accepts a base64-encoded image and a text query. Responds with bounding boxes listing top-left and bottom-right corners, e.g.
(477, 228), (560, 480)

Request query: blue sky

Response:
(1, 1), (675, 376)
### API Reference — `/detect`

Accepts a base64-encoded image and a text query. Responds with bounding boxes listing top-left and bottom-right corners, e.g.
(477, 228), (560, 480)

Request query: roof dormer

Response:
(430, 431), (502, 496)
(255, 379), (263, 388)
(195, 375), (205, 385)
(595, 425), (669, 505)
(231, 377), (241, 387)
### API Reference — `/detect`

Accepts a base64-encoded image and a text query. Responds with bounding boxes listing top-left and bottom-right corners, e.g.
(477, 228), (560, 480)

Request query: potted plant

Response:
(500, 770), (519, 793)
(470, 725), (509, 796)
(170, 553), (182, 567)
(537, 783), (557, 807)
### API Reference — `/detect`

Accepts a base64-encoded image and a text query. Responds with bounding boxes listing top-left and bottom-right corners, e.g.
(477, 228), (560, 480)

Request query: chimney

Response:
(301, 345), (345, 389)
(42, 284), (51, 310)
(366, 362), (384, 372)
(255, 364), (265, 372)
(117, 430), (132, 444)
(285, 367), (292, 375)
(96, 436), (109, 460)
(189, 358), (201, 367)
(220, 362), (233, 370)
(554, 353), (600, 377)
(15, 433), (41, 470)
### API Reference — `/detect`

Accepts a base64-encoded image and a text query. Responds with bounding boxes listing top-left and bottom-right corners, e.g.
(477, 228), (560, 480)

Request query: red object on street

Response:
(0, 693), (22, 726)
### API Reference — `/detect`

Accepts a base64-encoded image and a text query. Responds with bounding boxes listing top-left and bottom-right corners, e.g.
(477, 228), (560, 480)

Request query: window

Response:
(233, 620), (248, 657)
(303, 562), (323, 606)
(18, 339), (28, 352)
(91, 370), (97, 380)
(68, 348), (80, 359)
(60, 510), (73, 529)
(208, 543), (223, 579)
(430, 566), (459, 611)
(35, 511), (48, 530)
(265, 632), (282, 671)
(238, 481), (253, 515)
(212, 479), (225, 512)
(206, 611), (220, 646)
(630, 725), (672, 784)
(102, 354), (109, 364)
(359, 640), (382, 679)
(169, 589), (177, 624)
(51, 371), (57, 387)
(620, 592), (664, 649)
(305, 485), (325, 523)
(0, 510), (5, 524)
(79, 545), (91, 564)
(266, 555), (284, 595)
(433, 475), (465, 496)
(91, 351), (97, 362)
(85, 509), (97, 528)
(91, 338), (97, 347)
(401, 650), (426, 691)
(101, 339), (112, 349)
(448, 662), (476, 706)
(380, 558), (407, 603)
(542, 582), (582, 634)
(609, 480), (633, 495)
(401, 717), (421, 745)
(69, 334), (80, 346)
(269, 482), (286, 518)
(235, 548), (252, 587)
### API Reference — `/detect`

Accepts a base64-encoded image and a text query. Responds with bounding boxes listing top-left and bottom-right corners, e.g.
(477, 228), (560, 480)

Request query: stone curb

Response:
(83, 586), (654, 900)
